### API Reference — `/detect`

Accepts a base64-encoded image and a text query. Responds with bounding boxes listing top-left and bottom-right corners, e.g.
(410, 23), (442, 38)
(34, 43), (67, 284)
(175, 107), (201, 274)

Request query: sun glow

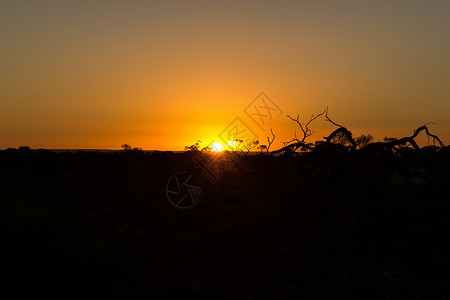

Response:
(211, 142), (224, 152)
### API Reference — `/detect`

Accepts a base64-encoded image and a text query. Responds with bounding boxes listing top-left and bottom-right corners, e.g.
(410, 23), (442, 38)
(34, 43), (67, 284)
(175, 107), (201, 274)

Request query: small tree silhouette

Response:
(355, 134), (374, 149)
(18, 146), (31, 152)
(185, 140), (202, 152)
(230, 139), (260, 157)
(121, 144), (131, 151)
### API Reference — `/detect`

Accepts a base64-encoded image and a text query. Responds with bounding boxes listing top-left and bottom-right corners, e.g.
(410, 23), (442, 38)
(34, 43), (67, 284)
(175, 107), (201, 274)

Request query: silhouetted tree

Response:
(355, 134), (374, 149)
(266, 129), (275, 155)
(228, 139), (260, 157)
(271, 107), (328, 156)
(258, 144), (268, 153)
(185, 140), (202, 152)
(271, 109), (445, 156)
(330, 131), (354, 148)
(121, 144), (131, 151)
(362, 123), (444, 152)
(18, 146), (31, 152)
(324, 111), (357, 151)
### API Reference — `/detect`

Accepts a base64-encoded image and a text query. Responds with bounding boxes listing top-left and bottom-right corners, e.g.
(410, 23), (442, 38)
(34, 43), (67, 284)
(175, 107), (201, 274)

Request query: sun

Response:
(210, 142), (224, 152)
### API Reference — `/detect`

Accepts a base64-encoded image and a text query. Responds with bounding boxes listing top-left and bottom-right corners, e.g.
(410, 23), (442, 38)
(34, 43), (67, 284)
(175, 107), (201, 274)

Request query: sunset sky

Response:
(1, 0), (449, 150)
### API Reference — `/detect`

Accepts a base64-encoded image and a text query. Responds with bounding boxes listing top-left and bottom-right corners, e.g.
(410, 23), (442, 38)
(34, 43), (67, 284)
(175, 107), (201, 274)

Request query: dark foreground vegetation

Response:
(1, 145), (450, 299)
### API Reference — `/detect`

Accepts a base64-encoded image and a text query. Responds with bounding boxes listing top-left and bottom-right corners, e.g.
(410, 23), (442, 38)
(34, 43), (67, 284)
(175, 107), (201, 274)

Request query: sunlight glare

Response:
(211, 142), (224, 152)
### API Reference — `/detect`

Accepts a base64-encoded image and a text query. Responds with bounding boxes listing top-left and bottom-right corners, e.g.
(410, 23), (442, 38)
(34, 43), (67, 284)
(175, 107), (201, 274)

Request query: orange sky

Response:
(1, 1), (449, 150)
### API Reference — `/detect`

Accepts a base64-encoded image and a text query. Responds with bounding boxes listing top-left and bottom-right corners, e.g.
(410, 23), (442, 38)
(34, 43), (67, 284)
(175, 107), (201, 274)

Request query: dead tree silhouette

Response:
(270, 108), (446, 214)
(360, 123), (444, 152)
(271, 107), (328, 156)
(271, 108), (445, 156)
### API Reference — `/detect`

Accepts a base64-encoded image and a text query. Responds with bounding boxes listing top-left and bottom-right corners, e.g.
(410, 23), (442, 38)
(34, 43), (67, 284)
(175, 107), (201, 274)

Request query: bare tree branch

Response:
(326, 127), (357, 150)
(266, 129), (275, 154)
(271, 107), (445, 157)
(286, 106), (328, 144)
(323, 111), (357, 150)
(362, 124), (444, 152)
(325, 110), (344, 128)
(272, 107), (328, 156)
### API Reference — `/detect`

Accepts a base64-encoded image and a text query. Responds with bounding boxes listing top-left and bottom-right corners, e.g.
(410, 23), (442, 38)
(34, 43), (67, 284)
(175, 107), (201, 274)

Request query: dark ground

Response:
(1, 148), (450, 299)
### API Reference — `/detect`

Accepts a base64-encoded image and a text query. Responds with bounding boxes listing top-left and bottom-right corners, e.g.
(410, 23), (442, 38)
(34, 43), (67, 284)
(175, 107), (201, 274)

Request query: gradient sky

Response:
(1, 0), (449, 150)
